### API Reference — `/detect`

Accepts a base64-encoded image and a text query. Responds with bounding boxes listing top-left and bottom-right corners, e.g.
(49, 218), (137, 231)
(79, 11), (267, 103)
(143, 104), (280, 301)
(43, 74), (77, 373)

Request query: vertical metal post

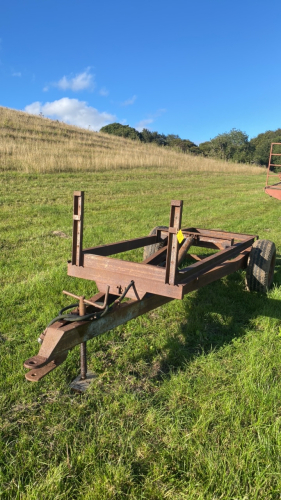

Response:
(266, 143), (273, 188)
(69, 193), (96, 392)
(165, 200), (183, 285)
(78, 296), (87, 380)
(80, 344), (87, 380)
(72, 191), (84, 266)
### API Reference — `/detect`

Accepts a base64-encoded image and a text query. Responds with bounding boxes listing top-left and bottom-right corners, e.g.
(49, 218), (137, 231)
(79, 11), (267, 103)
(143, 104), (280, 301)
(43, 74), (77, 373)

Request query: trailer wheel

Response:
(143, 226), (168, 260)
(246, 239), (276, 293)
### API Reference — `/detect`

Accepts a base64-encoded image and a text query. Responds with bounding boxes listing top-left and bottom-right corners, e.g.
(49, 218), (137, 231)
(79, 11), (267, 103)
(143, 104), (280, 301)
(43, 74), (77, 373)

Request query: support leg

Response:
(70, 295), (96, 392)
(80, 342), (87, 380)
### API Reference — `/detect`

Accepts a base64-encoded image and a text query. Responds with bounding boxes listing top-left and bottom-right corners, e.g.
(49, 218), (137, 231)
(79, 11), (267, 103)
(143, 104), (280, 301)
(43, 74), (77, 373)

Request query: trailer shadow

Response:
(130, 254), (281, 380)
(153, 255), (281, 378)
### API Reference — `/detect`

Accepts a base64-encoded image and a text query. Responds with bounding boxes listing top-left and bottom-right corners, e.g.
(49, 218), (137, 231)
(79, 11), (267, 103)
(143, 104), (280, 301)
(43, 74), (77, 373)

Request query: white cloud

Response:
(43, 86), (49, 92)
(135, 109), (167, 132)
(25, 97), (116, 131)
(25, 101), (42, 115)
(12, 72), (21, 77)
(99, 87), (109, 97)
(121, 95), (137, 106)
(135, 118), (154, 132)
(51, 68), (94, 92)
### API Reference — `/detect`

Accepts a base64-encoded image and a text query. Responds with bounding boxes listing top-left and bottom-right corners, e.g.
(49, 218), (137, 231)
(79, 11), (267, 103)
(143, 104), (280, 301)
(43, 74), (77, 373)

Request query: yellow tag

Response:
(177, 229), (184, 244)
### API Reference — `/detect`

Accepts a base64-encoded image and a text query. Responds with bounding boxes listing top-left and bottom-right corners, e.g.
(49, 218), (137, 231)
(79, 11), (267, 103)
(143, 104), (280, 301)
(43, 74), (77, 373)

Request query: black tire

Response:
(246, 239), (276, 293)
(143, 226), (168, 261)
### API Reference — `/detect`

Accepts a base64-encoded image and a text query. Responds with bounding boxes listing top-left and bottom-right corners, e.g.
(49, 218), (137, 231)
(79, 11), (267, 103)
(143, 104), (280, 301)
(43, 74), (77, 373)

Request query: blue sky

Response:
(1, 0), (281, 144)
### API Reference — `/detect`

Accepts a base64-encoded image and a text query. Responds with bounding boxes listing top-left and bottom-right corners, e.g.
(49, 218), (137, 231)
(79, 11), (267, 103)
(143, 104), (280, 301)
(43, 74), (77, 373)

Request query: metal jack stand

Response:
(63, 292), (96, 393)
(69, 344), (97, 393)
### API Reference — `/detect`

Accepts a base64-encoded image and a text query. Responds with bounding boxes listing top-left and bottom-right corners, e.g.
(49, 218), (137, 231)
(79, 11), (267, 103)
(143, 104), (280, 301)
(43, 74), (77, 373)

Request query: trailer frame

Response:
(24, 191), (260, 387)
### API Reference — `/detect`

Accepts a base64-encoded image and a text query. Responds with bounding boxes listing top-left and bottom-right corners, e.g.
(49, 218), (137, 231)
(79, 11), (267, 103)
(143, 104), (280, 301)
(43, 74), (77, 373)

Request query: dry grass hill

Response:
(0, 106), (263, 174)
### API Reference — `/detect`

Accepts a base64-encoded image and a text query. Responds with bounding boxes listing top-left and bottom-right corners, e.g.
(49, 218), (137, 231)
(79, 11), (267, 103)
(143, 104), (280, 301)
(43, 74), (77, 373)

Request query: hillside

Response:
(0, 106), (263, 174)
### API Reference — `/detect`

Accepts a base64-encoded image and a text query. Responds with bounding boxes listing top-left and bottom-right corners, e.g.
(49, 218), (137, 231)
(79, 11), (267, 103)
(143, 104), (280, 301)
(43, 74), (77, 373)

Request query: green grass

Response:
(1, 167), (281, 499)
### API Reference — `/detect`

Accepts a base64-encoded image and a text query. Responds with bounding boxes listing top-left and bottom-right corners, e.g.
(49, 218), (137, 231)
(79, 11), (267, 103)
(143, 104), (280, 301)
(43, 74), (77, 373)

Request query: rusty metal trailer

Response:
(24, 192), (276, 390)
(265, 142), (281, 200)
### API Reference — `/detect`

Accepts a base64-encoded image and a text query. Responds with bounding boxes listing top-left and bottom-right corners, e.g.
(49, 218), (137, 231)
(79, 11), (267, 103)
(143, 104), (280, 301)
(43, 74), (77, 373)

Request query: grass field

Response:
(1, 109), (281, 499)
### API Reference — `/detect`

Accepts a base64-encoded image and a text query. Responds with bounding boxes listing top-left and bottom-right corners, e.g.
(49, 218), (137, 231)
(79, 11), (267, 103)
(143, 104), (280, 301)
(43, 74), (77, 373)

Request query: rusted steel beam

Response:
(188, 254), (203, 261)
(143, 235), (193, 268)
(68, 254), (183, 300)
(182, 249), (249, 294)
(193, 237), (234, 250)
(82, 229), (250, 261)
(72, 191), (84, 266)
(182, 228), (257, 242)
(178, 237), (194, 266)
(83, 235), (158, 256)
(79, 254), (166, 280)
(178, 238), (254, 285)
(165, 200), (183, 285)
(142, 245), (167, 266)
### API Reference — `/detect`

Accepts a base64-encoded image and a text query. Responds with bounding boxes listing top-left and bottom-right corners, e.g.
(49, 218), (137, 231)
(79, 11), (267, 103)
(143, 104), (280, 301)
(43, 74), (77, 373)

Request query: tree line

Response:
(100, 123), (199, 155)
(100, 123), (281, 166)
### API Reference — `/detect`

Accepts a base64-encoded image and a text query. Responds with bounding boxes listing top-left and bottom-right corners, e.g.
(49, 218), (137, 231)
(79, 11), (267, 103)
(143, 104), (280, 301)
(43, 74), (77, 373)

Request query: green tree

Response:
(100, 123), (141, 141)
(101, 123), (200, 157)
(250, 129), (281, 166)
(140, 129), (167, 146)
(199, 129), (252, 163)
(166, 135), (199, 154)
